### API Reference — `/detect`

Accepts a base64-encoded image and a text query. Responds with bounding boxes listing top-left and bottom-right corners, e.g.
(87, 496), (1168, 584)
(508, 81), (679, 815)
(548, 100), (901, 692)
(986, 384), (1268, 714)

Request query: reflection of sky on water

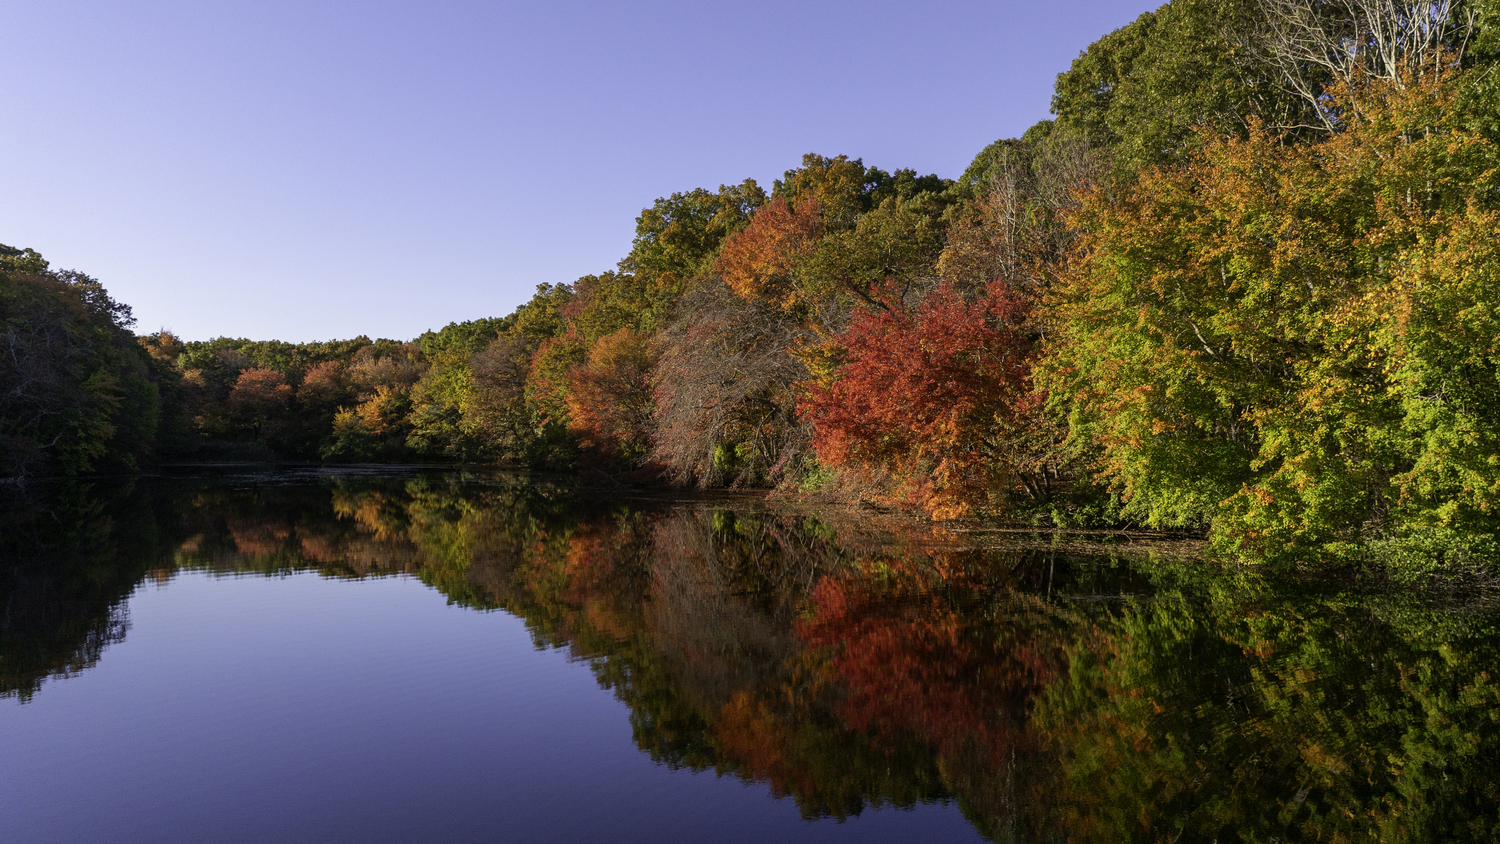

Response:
(2, 571), (983, 844)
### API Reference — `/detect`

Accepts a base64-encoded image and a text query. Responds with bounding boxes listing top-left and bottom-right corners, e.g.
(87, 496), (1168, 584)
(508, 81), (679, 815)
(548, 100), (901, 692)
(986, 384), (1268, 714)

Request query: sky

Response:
(2, 0), (1161, 342)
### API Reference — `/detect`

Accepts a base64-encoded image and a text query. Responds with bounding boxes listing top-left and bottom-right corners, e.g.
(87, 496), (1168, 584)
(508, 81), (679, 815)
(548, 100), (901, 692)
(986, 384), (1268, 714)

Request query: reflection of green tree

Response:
(0, 481), (185, 700)
(1032, 589), (1500, 842)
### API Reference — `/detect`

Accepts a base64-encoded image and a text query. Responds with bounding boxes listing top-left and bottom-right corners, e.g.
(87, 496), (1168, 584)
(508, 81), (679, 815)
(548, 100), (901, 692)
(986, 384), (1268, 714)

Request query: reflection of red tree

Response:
(797, 562), (1060, 764)
(298, 534), (342, 564)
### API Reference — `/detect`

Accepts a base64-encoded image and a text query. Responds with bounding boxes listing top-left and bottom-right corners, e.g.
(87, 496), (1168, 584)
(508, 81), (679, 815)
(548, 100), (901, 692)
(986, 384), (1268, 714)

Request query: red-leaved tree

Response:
(228, 367), (293, 439)
(799, 280), (1041, 518)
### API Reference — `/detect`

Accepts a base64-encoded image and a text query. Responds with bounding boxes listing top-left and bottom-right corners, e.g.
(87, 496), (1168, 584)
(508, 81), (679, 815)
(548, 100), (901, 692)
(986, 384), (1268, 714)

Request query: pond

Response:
(3, 468), (1499, 842)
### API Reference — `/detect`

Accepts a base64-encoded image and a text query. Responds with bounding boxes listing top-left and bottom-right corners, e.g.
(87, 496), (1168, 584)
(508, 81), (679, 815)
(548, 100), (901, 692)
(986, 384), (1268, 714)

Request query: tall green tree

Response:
(0, 246), (173, 478)
(1052, 0), (1308, 172)
(1043, 70), (1500, 561)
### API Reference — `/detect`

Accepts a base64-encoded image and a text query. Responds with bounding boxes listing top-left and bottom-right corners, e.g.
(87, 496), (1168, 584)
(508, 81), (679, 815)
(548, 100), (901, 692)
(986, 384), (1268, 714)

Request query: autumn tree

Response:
(1043, 67), (1500, 561)
(227, 368), (293, 439)
(296, 360), (350, 410)
(623, 181), (767, 291)
(801, 280), (1043, 518)
(137, 329), (184, 364)
(523, 334), (586, 467)
(715, 196), (823, 311)
(481, 181), (770, 470)
(565, 327), (656, 467)
(770, 154), (946, 228)
(721, 155), (956, 318)
(321, 343), (425, 461)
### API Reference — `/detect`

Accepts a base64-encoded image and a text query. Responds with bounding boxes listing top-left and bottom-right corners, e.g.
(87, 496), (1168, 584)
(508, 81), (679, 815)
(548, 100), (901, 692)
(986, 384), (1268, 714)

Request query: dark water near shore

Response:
(3, 468), (1499, 842)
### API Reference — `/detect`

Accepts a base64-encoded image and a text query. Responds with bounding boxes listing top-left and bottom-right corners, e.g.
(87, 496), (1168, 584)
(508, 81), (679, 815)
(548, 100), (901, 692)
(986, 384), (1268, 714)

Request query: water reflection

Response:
(4, 470), (1499, 841)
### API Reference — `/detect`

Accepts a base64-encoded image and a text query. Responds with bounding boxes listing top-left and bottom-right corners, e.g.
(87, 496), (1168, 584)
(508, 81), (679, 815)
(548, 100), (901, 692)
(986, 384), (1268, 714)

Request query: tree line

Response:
(5, 0), (1500, 565)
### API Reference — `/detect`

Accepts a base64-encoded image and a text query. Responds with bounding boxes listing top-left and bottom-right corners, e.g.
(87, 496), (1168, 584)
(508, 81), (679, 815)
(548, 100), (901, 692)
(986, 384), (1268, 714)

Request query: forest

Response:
(4, 0), (1500, 568)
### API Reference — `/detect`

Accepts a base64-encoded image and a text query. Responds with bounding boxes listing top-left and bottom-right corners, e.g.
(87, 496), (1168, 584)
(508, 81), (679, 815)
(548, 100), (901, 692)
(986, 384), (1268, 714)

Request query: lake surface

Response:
(3, 468), (1499, 842)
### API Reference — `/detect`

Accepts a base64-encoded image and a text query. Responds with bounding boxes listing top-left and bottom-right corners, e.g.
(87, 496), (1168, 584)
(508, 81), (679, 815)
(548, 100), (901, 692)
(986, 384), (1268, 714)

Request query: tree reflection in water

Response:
(4, 470), (1500, 841)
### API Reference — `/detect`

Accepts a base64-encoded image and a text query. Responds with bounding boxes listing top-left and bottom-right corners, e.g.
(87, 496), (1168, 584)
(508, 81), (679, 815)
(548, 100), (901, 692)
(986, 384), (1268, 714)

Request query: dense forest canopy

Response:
(6, 0), (1500, 570)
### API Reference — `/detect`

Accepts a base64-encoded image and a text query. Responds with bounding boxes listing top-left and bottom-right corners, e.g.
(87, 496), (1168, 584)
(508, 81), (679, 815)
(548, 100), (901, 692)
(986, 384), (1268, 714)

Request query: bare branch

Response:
(1252, 0), (1475, 128)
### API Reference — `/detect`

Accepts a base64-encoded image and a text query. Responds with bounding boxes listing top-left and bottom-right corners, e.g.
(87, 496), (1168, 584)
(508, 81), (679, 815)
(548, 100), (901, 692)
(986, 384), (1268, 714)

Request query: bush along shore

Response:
(6, 0), (1500, 576)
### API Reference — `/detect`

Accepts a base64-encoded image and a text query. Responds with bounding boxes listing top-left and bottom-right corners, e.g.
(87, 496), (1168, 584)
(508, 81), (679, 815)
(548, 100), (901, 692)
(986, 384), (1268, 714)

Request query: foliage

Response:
(405, 318), (509, 460)
(622, 181), (767, 287)
(802, 281), (1043, 518)
(940, 120), (1102, 295)
(721, 155), (956, 318)
(1044, 70), (1500, 561)
(1052, 0), (1311, 173)
(715, 196), (823, 311)
(565, 327), (656, 466)
(0, 247), (173, 478)
(524, 334), (587, 467)
(460, 333), (541, 462)
(18, 0), (1500, 575)
(227, 368), (293, 438)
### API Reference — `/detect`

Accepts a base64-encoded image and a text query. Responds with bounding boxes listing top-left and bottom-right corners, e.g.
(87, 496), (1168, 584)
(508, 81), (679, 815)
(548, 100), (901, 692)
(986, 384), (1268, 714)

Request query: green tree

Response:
(1043, 70), (1500, 562)
(622, 181), (767, 288)
(406, 317), (509, 460)
(1052, 0), (1308, 173)
(0, 246), (170, 478)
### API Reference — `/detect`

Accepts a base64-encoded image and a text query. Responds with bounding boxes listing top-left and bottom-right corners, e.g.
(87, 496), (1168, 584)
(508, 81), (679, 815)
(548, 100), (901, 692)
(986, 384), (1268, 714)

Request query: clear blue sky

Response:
(3, 0), (1159, 342)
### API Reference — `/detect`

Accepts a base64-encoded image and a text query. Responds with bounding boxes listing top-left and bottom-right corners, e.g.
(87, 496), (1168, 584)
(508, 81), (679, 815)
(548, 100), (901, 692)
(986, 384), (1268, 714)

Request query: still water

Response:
(3, 469), (1499, 842)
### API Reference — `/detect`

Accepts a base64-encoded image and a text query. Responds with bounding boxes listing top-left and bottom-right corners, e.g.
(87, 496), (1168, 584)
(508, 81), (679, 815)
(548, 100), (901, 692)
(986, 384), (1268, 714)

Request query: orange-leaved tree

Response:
(715, 196), (822, 312)
(566, 327), (656, 466)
